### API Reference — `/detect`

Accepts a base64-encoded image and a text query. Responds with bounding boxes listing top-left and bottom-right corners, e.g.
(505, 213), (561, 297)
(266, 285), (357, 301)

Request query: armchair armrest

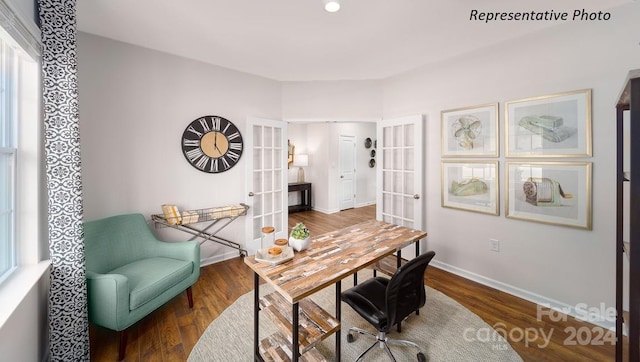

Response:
(86, 270), (130, 331)
(153, 240), (200, 264)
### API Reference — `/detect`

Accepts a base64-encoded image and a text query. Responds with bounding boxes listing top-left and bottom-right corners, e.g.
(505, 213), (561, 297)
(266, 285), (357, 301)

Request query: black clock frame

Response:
(181, 115), (243, 173)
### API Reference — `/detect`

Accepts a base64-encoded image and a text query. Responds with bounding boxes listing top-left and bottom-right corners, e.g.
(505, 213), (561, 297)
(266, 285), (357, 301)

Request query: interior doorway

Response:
(287, 121), (377, 214)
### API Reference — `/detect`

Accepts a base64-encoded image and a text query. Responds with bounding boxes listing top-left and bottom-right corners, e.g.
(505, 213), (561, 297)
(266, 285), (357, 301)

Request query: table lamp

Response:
(293, 154), (308, 182)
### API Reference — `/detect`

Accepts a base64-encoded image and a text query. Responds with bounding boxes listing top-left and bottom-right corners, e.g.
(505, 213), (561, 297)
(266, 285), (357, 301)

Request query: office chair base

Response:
(347, 327), (427, 362)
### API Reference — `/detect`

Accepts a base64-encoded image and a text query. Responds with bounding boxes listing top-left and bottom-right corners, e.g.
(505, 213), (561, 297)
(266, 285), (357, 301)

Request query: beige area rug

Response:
(189, 270), (523, 362)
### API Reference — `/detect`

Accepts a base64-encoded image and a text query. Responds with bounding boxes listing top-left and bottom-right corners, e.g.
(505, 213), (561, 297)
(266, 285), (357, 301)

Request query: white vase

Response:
(289, 236), (310, 252)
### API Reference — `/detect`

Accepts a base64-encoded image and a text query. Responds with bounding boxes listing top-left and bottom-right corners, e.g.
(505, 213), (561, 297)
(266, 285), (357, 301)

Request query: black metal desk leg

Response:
(416, 240), (421, 316)
(336, 281), (341, 362)
(293, 302), (299, 362)
(254, 273), (263, 361)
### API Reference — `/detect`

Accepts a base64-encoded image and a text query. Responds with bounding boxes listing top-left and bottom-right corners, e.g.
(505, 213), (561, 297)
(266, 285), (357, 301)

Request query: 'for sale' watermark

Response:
(463, 303), (616, 350)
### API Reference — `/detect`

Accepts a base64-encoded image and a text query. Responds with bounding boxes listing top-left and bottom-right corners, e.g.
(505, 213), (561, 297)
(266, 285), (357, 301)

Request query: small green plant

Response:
(290, 222), (309, 239)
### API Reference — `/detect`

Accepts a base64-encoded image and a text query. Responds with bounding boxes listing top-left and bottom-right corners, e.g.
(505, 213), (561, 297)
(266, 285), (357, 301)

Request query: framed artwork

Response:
(441, 161), (499, 215)
(505, 89), (592, 157)
(441, 103), (499, 157)
(288, 140), (295, 169)
(506, 162), (592, 229)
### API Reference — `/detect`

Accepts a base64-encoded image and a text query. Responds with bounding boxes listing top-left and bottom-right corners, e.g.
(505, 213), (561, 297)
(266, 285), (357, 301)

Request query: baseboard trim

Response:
(355, 201), (376, 208)
(200, 251), (242, 267)
(309, 207), (339, 214)
(431, 260), (615, 331)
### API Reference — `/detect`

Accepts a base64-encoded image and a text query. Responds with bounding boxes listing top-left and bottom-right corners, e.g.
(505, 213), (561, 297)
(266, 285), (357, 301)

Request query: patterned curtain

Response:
(39, 0), (90, 360)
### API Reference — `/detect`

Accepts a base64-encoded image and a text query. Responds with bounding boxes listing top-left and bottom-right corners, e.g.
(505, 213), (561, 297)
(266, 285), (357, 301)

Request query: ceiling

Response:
(77, 0), (629, 82)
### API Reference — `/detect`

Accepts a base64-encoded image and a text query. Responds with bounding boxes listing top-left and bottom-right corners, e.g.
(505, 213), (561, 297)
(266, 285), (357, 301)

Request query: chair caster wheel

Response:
(417, 352), (427, 362)
(347, 333), (355, 343)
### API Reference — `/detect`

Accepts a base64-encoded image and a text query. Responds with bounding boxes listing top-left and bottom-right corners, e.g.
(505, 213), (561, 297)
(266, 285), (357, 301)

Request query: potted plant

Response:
(289, 222), (310, 251)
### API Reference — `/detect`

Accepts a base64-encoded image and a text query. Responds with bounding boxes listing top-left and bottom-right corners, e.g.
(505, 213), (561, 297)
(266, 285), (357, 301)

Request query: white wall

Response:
(77, 33), (282, 264)
(382, 2), (640, 325)
(0, 271), (49, 362)
(282, 80), (383, 122)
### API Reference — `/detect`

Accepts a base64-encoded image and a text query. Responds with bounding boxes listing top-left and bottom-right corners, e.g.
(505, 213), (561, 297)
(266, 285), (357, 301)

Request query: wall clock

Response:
(181, 115), (243, 173)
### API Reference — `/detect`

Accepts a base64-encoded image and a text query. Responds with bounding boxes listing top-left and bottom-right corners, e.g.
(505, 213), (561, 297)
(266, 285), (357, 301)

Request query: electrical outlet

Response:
(490, 239), (500, 252)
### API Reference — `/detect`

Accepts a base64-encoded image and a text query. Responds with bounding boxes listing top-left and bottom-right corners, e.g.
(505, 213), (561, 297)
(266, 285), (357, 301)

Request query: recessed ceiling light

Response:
(324, 0), (341, 13)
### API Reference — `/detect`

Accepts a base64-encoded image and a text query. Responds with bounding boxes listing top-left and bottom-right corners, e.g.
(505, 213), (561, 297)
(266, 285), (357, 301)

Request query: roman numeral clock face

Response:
(181, 116), (243, 173)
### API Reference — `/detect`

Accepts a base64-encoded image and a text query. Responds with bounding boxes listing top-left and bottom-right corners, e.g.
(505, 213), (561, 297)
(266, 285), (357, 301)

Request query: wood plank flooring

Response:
(89, 205), (616, 361)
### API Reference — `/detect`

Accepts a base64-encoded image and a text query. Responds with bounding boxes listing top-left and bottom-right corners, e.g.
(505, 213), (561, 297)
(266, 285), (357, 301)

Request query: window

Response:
(0, 33), (17, 283)
(0, 20), (39, 284)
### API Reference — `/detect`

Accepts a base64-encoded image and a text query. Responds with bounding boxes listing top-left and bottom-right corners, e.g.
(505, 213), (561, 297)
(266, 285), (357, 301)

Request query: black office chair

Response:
(341, 251), (436, 362)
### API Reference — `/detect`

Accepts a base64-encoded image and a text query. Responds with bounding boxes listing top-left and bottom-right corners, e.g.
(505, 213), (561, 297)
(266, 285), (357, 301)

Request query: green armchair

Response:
(84, 213), (200, 360)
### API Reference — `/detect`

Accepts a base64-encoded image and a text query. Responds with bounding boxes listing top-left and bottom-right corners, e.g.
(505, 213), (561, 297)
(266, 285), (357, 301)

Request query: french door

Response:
(377, 115), (424, 258)
(245, 117), (288, 255)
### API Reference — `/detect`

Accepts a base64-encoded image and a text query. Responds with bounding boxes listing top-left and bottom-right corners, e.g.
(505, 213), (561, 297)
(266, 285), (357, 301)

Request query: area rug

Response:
(188, 270), (523, 361)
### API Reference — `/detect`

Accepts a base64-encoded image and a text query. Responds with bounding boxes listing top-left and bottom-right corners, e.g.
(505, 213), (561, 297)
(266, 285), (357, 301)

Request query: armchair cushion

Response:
(109, 257), (194, 310)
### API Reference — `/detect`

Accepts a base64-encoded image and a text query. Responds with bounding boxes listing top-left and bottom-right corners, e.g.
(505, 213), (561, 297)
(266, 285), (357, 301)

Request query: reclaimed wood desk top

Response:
(244, 219), (427, 304)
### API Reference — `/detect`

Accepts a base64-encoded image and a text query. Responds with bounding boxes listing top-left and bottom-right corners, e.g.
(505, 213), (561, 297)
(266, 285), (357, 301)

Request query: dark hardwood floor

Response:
(90, 205), (616, 361)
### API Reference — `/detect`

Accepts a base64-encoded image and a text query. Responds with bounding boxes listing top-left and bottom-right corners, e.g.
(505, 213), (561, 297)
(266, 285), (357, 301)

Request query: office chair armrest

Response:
(342, 290), (388, 329)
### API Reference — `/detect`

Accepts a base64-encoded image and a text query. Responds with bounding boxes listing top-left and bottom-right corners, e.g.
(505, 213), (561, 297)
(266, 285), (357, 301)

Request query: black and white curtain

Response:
(39, 0), (89, 360)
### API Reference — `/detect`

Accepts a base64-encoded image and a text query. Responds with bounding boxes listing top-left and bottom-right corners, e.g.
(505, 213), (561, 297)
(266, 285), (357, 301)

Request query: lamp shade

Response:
(293, 154), (308, 167)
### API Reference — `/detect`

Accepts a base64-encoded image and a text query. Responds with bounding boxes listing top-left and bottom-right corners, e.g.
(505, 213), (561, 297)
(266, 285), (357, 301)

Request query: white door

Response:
(245, 117), (288, 255)
(339, 135), (356, 210)
(377, 115), (424, 258)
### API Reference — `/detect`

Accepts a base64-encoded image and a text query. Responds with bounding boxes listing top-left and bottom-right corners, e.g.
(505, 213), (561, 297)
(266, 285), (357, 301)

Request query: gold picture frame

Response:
(506, 162), (592, 229)
(441, 103), (499, 157)
(505, 89), (592, 157)
(441, 160), (499, 215)
(288, 140), (295, 169)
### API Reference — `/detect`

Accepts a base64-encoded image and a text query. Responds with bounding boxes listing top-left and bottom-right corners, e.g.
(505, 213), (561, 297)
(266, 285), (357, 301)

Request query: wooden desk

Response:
(288, 182), (312, 213)
(244, 220), (427, 361)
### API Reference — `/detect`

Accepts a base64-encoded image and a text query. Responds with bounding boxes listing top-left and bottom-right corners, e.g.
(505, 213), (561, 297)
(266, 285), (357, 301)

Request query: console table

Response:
(288, 182), (312, 213)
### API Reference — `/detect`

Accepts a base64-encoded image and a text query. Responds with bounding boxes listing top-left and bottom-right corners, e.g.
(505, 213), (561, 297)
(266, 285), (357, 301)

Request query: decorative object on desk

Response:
(293, 154), (308, 182)
(364, 137), (372, 148)
(505, 89), (592, 157)
(274, 238), (288, 247)
(289, 222), (310, 251)
(267, 246), (282, 256)
(181, 115), (244, 173)
(254, 246), (294, 265)
(288, 140), (295, 169)
(188, 269), (523, 362)
(261, 226), (275, 249)
(441, 103), (498, 157)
